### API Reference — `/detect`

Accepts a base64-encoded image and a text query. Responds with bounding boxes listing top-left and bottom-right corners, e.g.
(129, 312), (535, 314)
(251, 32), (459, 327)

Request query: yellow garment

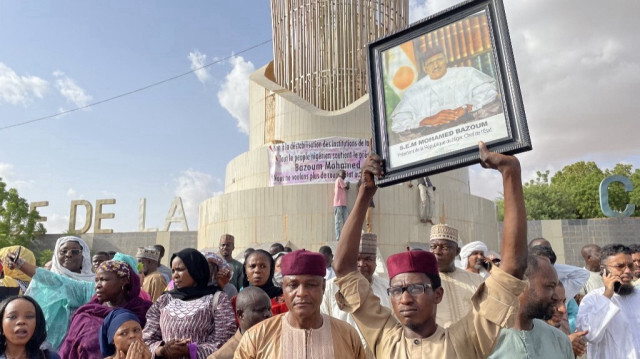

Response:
(437, 268), (483, 328)
(0, 276), (20, 293)
(234, 313), (365, 359)
(0, 246), (36, 283)
(334, 266), (526, 359)
(142, 271), (167, 302)
(208, 330), (242, 359)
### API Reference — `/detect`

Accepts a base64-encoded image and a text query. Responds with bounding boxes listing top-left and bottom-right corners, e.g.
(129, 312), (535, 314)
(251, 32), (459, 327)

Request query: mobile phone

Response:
(12, 246), (21, 264)
(603, 267), (622, 293)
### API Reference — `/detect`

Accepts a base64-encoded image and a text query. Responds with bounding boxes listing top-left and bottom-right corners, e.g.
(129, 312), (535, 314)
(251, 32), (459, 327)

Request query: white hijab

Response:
(50, 236), (95, 282)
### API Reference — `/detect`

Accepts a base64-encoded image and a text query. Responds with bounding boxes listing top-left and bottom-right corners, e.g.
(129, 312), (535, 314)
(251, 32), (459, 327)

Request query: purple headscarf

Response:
(58, 261), (151, 359)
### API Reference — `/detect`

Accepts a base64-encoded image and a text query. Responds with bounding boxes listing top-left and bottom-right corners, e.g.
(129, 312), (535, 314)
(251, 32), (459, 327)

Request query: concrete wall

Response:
(33, 231), (197, 267)
(500, 217), (640, 267)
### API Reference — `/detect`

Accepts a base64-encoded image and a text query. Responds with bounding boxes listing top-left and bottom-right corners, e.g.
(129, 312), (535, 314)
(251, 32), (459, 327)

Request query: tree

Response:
(0, 178), (46, 248)
(551, 161), (604, 219)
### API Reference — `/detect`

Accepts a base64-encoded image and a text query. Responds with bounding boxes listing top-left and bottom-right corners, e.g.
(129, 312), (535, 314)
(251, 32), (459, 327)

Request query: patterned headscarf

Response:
(98, 260), (130, 279)
(201, 251), (232, 278)
(51, 236), (95, 282)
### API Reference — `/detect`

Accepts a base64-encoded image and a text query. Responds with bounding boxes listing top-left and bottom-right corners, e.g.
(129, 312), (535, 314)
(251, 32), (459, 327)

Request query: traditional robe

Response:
(488, 319), (573, 358)
(437, 268), (483, 328)
(576, 287), (640, 358)
(208, 330), (242, 359)
(321, 274), (391, 358)
(335, 266), (526, 358)
(142, 271), (167, 302)
(234, 313), (365, 359)
(580, 269), (604, 296)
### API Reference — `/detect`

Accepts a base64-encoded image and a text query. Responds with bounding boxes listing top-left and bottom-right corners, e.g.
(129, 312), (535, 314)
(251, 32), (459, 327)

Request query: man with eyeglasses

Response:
(577, 244), (640, 358)
(321, 233), (391, 358)
(428, 224), (483, 328)
(333, 142), (528, 358)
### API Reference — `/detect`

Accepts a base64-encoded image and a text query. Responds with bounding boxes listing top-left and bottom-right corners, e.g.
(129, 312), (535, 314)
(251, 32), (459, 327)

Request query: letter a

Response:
(162, 197), (189, 231)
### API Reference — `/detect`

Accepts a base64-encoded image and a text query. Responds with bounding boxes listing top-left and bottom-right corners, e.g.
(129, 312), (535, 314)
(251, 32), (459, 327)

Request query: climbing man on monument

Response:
(333, 141), (529, 358)
(334, 169), (350, 241)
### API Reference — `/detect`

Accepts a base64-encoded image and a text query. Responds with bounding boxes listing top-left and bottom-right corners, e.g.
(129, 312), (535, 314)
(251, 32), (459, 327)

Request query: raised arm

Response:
(478, 141), (527, 278)
(333, 154), (383, 277)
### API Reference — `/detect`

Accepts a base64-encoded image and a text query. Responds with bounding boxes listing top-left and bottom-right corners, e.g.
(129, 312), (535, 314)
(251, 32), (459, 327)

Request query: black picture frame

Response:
(368, 0), (531, 187)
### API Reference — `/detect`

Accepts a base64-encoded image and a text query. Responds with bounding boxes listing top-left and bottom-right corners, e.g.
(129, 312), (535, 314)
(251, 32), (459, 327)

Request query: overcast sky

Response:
(1, 0), (638, 234)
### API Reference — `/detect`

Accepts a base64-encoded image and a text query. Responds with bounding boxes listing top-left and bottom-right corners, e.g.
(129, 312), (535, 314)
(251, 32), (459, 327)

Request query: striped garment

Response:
(143, 292), (237, 359)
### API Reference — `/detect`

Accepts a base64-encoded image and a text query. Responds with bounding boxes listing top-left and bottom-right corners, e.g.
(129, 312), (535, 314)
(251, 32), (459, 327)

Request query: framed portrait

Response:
(368, 0), (531, 186)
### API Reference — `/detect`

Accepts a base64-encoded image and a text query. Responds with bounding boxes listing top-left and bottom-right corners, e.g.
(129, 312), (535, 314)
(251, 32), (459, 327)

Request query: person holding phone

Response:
(576, 244), (640, 358)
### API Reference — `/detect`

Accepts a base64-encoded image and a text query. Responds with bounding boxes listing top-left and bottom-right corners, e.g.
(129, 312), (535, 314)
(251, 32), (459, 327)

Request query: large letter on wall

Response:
(163, 197), (189, 231)
(138, 198), (158, 232)
(599, 175), (635, 218)
(29, 201), (49, 222)
(69, 200), (93, 234)
(94, 199), (116, 234)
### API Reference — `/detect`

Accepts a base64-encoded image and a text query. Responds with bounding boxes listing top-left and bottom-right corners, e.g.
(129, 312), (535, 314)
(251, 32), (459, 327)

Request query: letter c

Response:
(599, 175), (635, 217)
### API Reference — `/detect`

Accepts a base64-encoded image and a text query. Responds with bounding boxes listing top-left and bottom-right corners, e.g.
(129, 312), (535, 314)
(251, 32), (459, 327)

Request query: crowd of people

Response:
(0, 144), (638, 358)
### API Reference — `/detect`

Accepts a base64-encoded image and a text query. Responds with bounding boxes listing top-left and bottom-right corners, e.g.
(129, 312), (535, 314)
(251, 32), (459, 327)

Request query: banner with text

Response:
(269, 137), (370, 186)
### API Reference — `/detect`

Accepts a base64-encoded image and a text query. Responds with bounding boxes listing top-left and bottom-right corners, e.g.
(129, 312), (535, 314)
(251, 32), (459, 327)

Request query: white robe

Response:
(576, 287), (640, 359)
(391, 67), (497, 132)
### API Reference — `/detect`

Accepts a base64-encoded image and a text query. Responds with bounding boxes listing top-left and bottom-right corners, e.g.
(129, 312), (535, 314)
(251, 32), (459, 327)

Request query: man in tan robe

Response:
(428, 224), (483, 328)
(136, 246), (167, 302)
(321, 233), (391, 358)
(209, 287), (272, 359)
(333, 142), (528, 358)
(235, 249), (365, 359)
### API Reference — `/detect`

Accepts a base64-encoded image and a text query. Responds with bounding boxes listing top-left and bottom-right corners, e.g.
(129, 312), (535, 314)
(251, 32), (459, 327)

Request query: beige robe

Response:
(335, 266), (526, 359)
(142, 271), (167, 302)
(208, 330), (242, 359)
(234, 313), (365, 359)
(437, 268), (483, 328)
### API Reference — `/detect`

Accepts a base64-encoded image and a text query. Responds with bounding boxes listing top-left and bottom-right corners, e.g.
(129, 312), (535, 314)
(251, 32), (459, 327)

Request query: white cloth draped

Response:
(50, 236), (95, 282)
(576, 287), (640, 359)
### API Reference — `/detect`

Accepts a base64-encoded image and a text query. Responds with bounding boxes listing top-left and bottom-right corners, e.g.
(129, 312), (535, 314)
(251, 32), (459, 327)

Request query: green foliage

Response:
(0, 178), (46, 248)
(494, 162), (640, 220)
(36, 249), (53, 267)
(551, 162), (604, 219)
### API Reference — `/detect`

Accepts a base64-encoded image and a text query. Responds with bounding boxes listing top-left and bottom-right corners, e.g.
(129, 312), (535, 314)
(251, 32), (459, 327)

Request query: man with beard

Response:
(546, 281), (588, 357)
(488, 255), (573, 358)
(577, 244), (640, 358)
(629, 244), (640, 286)
(459, 241), (490, 279)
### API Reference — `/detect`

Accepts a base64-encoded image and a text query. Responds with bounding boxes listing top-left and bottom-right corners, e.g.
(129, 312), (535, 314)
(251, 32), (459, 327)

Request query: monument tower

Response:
(198, 0), (500, 257)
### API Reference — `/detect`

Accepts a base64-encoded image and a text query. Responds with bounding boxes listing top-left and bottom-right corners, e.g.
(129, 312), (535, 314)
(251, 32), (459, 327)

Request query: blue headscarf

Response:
(99, 308), (140, 357)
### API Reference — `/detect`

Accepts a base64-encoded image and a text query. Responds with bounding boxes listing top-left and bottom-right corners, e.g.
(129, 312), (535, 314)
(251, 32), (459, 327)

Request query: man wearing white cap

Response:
(321, 233), (391, 358)
(429, 224), (483, 328)
(460, 241), (490, 279)
(136, 246), (167, 301)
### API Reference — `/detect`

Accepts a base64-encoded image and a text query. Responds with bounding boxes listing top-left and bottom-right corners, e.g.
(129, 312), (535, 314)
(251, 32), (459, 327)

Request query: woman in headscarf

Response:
(7, 236), (97, 349)
(142, 248), (236, 359)
(201, 250), (238, 298)
(0, 245), (36, 292)
(241, 249), (288, 314)
(100, 308), (151, 359)
(58, 260), (151, 359)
